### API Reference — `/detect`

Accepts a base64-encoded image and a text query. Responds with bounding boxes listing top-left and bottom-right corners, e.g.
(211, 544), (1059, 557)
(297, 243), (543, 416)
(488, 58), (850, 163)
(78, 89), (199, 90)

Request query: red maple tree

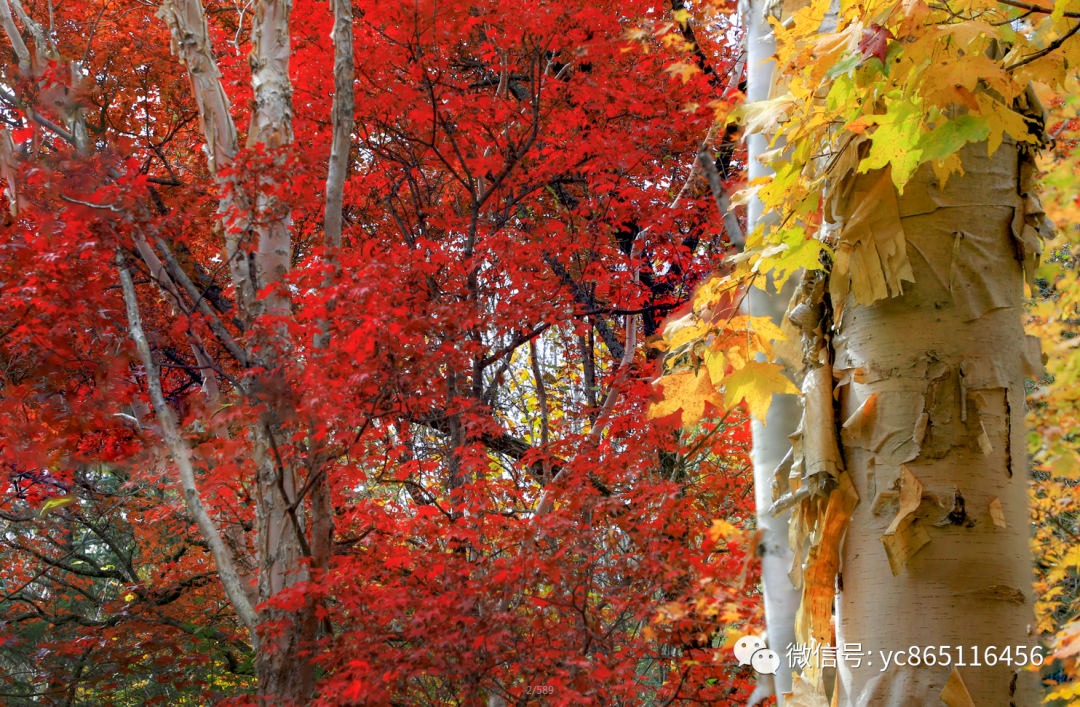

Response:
(0, 0), (759, 704)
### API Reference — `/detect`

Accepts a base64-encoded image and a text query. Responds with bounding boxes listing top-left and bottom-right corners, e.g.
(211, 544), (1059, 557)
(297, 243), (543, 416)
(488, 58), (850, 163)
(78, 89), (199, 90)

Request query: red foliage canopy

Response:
(0, 0), (758, 704)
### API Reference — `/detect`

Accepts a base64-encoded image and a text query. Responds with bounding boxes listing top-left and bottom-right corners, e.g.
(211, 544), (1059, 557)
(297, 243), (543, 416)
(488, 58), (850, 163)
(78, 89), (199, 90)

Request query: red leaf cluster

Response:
(0, 0), (759, 703)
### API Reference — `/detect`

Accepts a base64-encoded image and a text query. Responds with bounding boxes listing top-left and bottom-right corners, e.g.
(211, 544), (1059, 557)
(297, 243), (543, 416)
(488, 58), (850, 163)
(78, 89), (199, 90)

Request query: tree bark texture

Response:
(831, 141), (1045, 706)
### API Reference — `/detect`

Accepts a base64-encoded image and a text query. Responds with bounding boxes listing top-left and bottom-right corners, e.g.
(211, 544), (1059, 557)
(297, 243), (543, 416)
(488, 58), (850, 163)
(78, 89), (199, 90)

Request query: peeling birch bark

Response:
(830, 142), (1045, 706)
(786, 674), (830, 707)
(242, 2), (316, 700)
(157, 0), (240, 174)
(9, 0), (54, 61)
(310, 0), (355, 640)
(775, 264), (856, 696)
(315, 0), (354, 350)
(157, 0), (256, 320)
(247, 0), (294, 324)
(245, 0), (300, 597)
(323, 0), (354, 254)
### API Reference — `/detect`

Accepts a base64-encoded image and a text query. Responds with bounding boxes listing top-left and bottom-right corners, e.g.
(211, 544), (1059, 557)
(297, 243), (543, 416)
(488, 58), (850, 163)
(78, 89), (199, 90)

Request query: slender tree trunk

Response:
(744, 0), (800, 701)
(830, 142), (1043, 705)
(116, 251), (261, 638)
(243, 0), (318, 699)
(309, 0), (356, 653)
(0, 0), (30, 74)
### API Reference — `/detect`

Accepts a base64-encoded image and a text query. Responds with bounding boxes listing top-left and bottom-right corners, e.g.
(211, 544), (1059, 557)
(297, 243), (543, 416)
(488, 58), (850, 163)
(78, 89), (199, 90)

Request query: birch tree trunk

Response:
(311, 0), (355, 623)
(736, 1), (1045, 704)
(158, 0), (321, 701)
(828, 142), (1044, 706)
(242, 1), (318, 700)
(745, 0), (801, 700)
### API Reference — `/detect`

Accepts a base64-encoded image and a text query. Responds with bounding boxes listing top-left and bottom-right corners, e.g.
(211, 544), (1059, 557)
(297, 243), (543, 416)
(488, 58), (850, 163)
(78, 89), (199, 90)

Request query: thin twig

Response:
(478, 322), (551, 368)
(528, 339), (552, 485)
(1005, 20), (1080, 70)
(82, 0), (109, 64)
(264, 424), (313, 558)
(287, 417), (373, 516)
(998, 0), (1080, 19)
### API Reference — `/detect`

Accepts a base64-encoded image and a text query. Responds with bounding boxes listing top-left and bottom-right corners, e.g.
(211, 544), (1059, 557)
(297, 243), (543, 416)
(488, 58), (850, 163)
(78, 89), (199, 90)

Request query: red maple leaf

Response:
(859, 23), (895, 64)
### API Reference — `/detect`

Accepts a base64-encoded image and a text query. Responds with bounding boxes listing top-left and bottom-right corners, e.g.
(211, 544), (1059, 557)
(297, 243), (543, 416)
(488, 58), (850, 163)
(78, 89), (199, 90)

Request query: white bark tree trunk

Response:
(0, 0), (31, 73)
(745, 0), (801, 701)
(830, 142), (1043, 706)
(310, 0), (355, 630)
(159, 0), (319, 701)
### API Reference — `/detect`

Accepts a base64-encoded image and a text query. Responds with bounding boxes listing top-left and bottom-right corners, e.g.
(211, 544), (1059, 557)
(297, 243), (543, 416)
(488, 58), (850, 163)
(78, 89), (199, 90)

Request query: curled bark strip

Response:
(794, 471), (857, 690)
(798, 363), (843, 481)
(939, 667), (976, 707)
(775, 262), (859, 697)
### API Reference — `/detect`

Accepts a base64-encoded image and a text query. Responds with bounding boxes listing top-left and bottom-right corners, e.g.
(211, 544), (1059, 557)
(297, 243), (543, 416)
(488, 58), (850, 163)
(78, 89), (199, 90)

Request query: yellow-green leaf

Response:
(721, 360), (801, 423)
(859, 98), (925, 189)
(916, 115), (990, 163)
(39, 496), (75, 516)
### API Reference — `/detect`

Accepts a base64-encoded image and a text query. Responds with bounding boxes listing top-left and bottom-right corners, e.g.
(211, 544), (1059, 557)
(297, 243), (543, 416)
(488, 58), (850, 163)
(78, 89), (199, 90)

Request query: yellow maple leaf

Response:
(667, 320), (710, 350)
(720, 603), (742, 623)
(664, 60), (700, 84)
(649, 369), (725, 428)
(721, 360), (801, 423)
(1046, 683), (1080, 702)
(938, 19), (1000, 48)
(703, 347), (730, 386)
(708, 518), (741, 540)
(746, 315), (790, 356)
(976, 94), (1039, 155)
(1059, 544), (1080, 569)
(721, 626), (749, 649)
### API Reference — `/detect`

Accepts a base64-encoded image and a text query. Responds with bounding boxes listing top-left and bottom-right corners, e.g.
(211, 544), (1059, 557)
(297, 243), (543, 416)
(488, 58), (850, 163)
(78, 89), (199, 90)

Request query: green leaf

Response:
(825, 53), (861, 80)
(757, 236), (826, 290)
(916, 115), (990, 164)
(858, 97), (925, 189)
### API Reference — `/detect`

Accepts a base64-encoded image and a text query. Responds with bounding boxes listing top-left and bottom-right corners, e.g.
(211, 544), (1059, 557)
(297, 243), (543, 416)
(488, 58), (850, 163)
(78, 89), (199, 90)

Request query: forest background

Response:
(0, 0), (1078, 705)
